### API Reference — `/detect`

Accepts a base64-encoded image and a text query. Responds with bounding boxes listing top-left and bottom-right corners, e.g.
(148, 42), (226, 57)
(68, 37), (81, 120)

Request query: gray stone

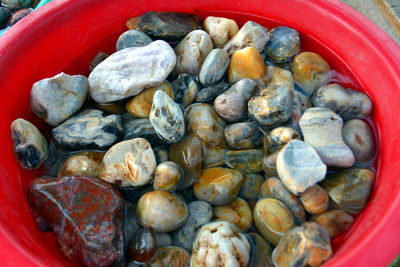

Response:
(342, 119), (376, 162)
(89, 40), (176, 103)
(224, 121), (262, 149)
(124, 201), (140, 246)
(0, 6), (11, 25)
(30, 72), (88, 126)
(292, 90), (310, 127)
(121, 113), (159, 143)
(299, 107), (355, 168)
(174, 30), (213, 77)
(10, 118), (48, 169)
(171, 73), (199, 108)
(52, 109), (123, 150)
(223, 21), (269, 55)
(116, 30), (152, 51)
(1, 0), (32, 10)
(172, 201), (212, 251)
(199, 48), (229, 86)
(239, 174), (264, 200)
(196, 83), (230, 103)
(276, 140), (327, 196)
(149, 90), (185, 143)
(265, 27), (300, 63)
(267, 126), (301, 152)
(156, 233), (172, 247)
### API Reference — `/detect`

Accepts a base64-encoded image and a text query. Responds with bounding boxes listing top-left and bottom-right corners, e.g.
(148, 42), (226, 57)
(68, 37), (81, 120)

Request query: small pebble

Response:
(225, 121), (262, 149)
(342, 119), (376, 162)
(136, 191), (188, 233)
(10, 118), (48, 170)
(261, 149), (279, 177)
(196, 83), (229, 103)
(1, 0), (32, 10)
(171, 73), (199, 108)
(116, 30), (152, 51)
(204, 16), (239, 47)
(58, 151), (104, 178)
(121, 115), (159, 143)
(199, 48), (229, 86)
(153, 161), (182, 192)
(310, 209), (354, 237)
(213, 197), (253, 231)
(147, 246), (190, 266)
(239, 174), (264, 200)
(300, 184), (329, 215)
(89, 52), (109, 72)
(202, 145), (226, 168)
(267, 66), (295, 90)
(225, 149), (263, 173)
(128, 227), (157, 263)
(267, 126), (301, 152)
(265, 26), (300, 63)
(247, 232), (273, 267)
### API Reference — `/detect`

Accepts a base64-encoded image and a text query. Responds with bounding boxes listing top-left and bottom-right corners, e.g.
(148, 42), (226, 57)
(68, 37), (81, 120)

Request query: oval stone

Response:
(310, 209), (354, 237)
(300, 184), (329, 215)
(267, 126), (301, 152)
(58, 151), (104, 178)
(225, 121), (262, 149)
(153, 161), (182, 192)
(342, 119), (376, 162)
(199, 48), (229, 86)
(196, 83), (230, 103)
(204, 16), (239, 47)
(116, 30), (152, 51)
(213, 197), (253, 231)
(171, 73), (199, 108)
(239, 174), (264, 200)
(265, 26), (300, 63)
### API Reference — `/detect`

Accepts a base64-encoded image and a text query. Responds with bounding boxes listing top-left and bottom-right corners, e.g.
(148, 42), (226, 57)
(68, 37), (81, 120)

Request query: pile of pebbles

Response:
(11, 11), (377, 267)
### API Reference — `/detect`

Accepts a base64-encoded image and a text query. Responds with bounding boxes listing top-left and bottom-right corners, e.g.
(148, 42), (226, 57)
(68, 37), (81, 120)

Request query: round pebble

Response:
(265, 26), (300, 63)
(342, 119), (376, 162)
(116, 30), (152, 51)
(204, 16), (239, 47)
(310, 209), (354, 237)
(300, 184), (329, 215)
(213, 197), (253, 231)
(153, 161), (182, 192)
(128, 227), (157, 262)
(58, 151), (104, 178)
(224, 121), (262, 149)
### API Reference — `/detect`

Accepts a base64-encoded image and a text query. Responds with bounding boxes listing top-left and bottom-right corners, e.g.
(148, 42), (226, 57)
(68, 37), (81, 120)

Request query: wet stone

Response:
(30, 72), (89, 126)
(204, 16), (239, 47)
(121, 114), (159, 143)
(7, 7), (31, 26)
(202, 145), (226, 168)
(146, 246), (190, 267)
(150, 90), (185, 143)
(267, 126), (301, 152)
(128, 227), (157, 263)
(156, 233), (172, 247)
(265, 26), (300, 63)
(89, 52), (109, 72)
(94, 101), (125, 114)
(58, 151), (104, 178)
(124, 201), (140, 246)
(247, 232), (273, 267)
(276, 140), (327, 196)
(199, 48), (229, 86)
(254, 198), (295, 245)
(169, 134), (203, 189)
(248, 84), (293, 127)
(267, 66), (295, 90)
(171, 74), (199, 108)
(228, 46), (267, 84)
(342, 119), (376, 162)
(311, 209), (354, 237)
(89, 40), (176, 103)
(153, 161), (182, 192)
(172, 200), (212, 251)
(311, 83), (373, 117)
(174, 30), (213, 77)
(99, 138), (156, 187)
(126, 81), (173, 118)
(0, 6), (11, 25)
(116, 30), (152, 51)
(292, 90), (310, 126)
(1, 0), (32, 9)
(272, 222), (332, 267)
(214, 78), (258, 122)
(10, 118), (48, 170)
(52, 109), (123, 150)
(300, 107), (355, 168)
(300, 184), (329, 215)
(193, 167), (243, 205)
(185, 103), (226, 147)
(292, 52), (331, 95)
(225, 149), (263, 173)
(191, 221), (250, 267)
(126, 11), (203, 43)
(153, 145), (169, 165)
(27, 176), (124, 267)
(320, 168), (375, 215)
(213, 197), (253, 231)
(136, 191), (188, 233)
(224, 121), (263, 149)
(196, 83), (229, 103)
(261, 149), (279, 177)
(223, 21), (269, 55)
(239, 173), (264, 200)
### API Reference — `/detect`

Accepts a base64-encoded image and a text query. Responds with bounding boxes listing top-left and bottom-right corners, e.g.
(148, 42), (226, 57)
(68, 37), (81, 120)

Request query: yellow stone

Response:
(213, 198), (253, 231)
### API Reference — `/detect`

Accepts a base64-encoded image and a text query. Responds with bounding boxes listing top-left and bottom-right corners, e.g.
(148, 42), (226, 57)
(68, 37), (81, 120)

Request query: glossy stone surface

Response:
(30, 72), (88, 126)
(202, 145), (226, 168)
(153, 161), (182, 192)
(146, 246), (190, 267)
(311, 209), (354, 237)
(126, 81), (173, 118)
(191, 221), (250, 267)
(0, 6), (11, 25)
(272, 222), (332, 267)
(267, 126), (301, 152)
(116, 30), (152, 51)
(27, 176), (124, 267)
(89, 52), (109, 72)
(292, 90), (310, 126)
(174, 30), (213, 76)
(247, 232), (273, 267)
(265, 26), (300, 63)
(52, 109), (123, 150)
(204, 16), (239, 47)
(225, 149), (263, 173)
(150, 90), (185, 143)
(311, 83), (373, 117)
(213, 197), (253, 231)
(214, 78), (258, 122)
(267, 66), (295, 90)
(276, 140), (327, 196)
(199, 48), (229, 86)
(169, 134), (204, 189)
(193, 167), (243, 205)
(128, 227), (157, 262)
(58, 151), (104, 178)
(126, 11), (203, 43)
(89, 40), (176, 103)
(223, 21), (269, 55)
(136, 191), (188, 233)
(2, 0), (32, 9)
(122, 115), (158, 144)
(300, 107), (355, 168)
(172, 200), (213, 251)
(224, 121), (262, 149)
(320, 168), (375, 214)
(261, 149), (279, 177)
(7, 7), (31, 26)
(239, 174), (264, 200)
(300, 184), (329, 215)
(342, 119), (376, 162)
(10, 118), (48, 169)
(293, 52), (331, 94)
(254, 198), (295, 245)
(99, 138), (156, 187)
(196, 83), (229, 103)
(227, 46), (267, 84)
(171, 73), (199, 108)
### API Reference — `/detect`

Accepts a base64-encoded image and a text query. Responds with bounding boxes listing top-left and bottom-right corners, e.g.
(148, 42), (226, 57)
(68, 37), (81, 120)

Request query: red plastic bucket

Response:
(0, 0), (399, 266)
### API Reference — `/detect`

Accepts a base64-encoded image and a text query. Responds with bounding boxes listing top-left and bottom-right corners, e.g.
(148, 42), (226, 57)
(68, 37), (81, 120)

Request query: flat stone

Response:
(276, 140), (327, 196)
(199, 48), (229, 86)
(204, 16), (239, 47)
(89, 40), (176, 103)
(30, 72), (88, 126)
(116, 30), (152, 51)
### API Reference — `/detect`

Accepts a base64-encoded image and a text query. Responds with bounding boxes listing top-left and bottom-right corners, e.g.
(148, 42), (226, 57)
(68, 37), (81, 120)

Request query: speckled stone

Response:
(199, 48), (229, 86)
(89, 40), (176, 103)
(191, 221), (251, 267)
(342, 119), (376, 162)
(276, 140), (327, 196)
(171, 74), (199, 108)
(172, 201), (212, 251)
(99, 138), (156, 187)
(121, 114), (159, 143)
(204, 16), (239, 47)
(196, 83), (230, 103)
(52, 109), (123, 150)
(265, 26), (300, 63)
(225, 149), (263, 173)
(1, 0), (32, 9)
(146, 246), (190, 267)
(10, 118), (48, 169)
(116, 30), (152, 51)
(30, 72), (89, 126)
(213, 198), (253, 231)
(239, 174), (264, 200)
(225, 121), (262, 149)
